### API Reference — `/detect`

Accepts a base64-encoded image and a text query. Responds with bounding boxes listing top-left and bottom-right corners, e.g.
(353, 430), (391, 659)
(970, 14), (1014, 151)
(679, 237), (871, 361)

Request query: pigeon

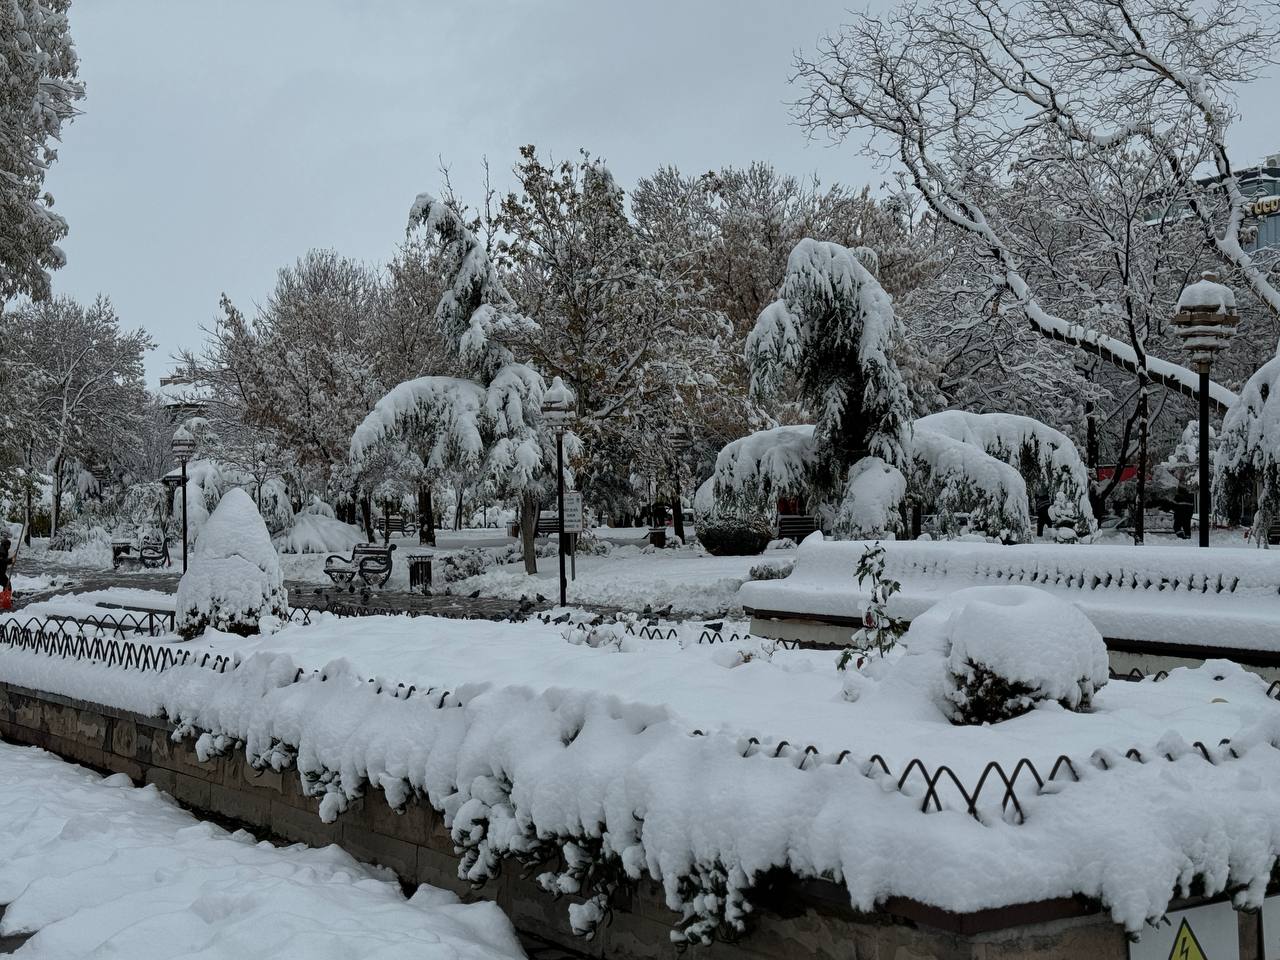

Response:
(468, 590), (481, 599)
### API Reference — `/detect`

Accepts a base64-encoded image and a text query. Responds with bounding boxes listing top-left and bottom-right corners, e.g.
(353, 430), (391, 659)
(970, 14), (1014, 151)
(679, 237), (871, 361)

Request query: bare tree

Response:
(793, 0), (1280, 415)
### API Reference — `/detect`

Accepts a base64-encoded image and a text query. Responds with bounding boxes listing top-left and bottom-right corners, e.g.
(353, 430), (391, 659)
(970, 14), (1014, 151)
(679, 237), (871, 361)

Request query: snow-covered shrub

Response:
(913, 586), (1109, 724)
(277, 514), (362, 555)
(562, 621), (637, 651)
(440, 547), (500, 582)
(697, 513), (772, 556)
(748, 559), (793, 581)
(175, 488), (288, 640)
(298, 496), (337, 519)
(47, 519), (113, 553)
(835, 456), (906, 538)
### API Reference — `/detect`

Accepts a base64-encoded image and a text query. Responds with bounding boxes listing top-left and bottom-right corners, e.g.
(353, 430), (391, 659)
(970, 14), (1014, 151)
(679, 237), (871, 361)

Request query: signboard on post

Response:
(561, 492), (584, 534)
(1128, 902), (1239, 960)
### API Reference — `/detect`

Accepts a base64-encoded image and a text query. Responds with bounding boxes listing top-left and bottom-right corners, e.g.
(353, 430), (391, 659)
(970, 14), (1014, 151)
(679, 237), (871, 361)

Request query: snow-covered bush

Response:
(440, 547), (497, 583)
(1216, 355), (1280, 541)
(748, 559), (793, 581)
(277, 514), (362, 555)
(909, 586), (1109, 724)
(835, 457), (906, 538)
(175, 488), (288, 640)
(697, 513), (773, 556)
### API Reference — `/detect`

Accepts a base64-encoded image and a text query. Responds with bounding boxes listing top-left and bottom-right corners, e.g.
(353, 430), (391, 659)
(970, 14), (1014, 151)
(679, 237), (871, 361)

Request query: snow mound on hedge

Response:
(176, 488), (288, 639)
(906, 586), (1109, 721)
(277, 514), (363, 555)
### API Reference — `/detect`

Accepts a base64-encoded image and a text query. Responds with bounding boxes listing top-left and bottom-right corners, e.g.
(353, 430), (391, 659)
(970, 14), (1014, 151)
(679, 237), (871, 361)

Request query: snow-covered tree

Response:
(910, 428), (1032, 542)
(915, 411), (1094, 538)
(175, 488), (288, 639)
(0, 0), (84, 301)
(745, 238), (913, 533)
(352, 192), (550, 570)
(792, 0), (1277, 417)
(1216, 356), (1280, 542)
(4, 296), (152, 538)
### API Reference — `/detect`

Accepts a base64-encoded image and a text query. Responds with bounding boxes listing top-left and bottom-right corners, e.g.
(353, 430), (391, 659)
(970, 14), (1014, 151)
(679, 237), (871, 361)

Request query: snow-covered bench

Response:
(324, 543), (396, 590)
(739, 538), (1280, 677)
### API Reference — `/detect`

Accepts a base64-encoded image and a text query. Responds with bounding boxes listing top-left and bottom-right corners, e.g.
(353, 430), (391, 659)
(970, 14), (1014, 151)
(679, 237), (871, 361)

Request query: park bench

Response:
(111, 534), (170, 570)
(740, 537), (1280, 679)
(324, 542), (396, 589)
(378, 514), (417, 539)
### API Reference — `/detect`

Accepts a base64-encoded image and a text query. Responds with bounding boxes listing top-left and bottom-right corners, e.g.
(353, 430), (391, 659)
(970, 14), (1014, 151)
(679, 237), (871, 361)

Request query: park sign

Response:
(1127, 901), (1238, 960)
(562, 492), (584, 534)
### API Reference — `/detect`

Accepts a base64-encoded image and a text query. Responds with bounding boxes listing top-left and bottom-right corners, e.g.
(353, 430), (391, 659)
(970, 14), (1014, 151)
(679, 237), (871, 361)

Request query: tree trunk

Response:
(520, 490), (538, 575)
(455, 487), (465, 531)
(50, 456), (64, 540)
(424, 488), (437, 546)
(1133, 383), (1149, 546)
(360, 495), (374, 543)
(417, 485), (430, 545)
(671, 474), (685, 542)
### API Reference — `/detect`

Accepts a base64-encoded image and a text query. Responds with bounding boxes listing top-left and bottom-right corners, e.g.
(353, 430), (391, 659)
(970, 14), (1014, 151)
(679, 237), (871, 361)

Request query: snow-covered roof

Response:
(155, 379), (213, 408)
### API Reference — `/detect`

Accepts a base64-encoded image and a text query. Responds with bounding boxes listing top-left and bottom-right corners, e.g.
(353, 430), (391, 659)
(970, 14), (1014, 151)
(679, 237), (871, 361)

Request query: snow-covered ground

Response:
(8, 594), (1263, 780)
(0, 742), (524, 959)
(6, 591), (1280, 936)
(453, 546), (759, 616)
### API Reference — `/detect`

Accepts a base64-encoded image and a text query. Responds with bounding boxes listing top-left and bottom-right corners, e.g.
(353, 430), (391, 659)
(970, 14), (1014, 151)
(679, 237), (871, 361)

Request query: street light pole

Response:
(556, 427), (567, 608)
(171, 425), (198, 573)
(1199, 365), (1211, 549)
(180, 455), (190, 572)
(1173, 271), (1239, 549)
(540, 376), (577, 609)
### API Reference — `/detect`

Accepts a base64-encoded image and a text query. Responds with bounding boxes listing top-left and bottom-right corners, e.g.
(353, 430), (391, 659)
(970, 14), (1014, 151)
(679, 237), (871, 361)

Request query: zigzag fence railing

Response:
(4, 612), (1279, 823)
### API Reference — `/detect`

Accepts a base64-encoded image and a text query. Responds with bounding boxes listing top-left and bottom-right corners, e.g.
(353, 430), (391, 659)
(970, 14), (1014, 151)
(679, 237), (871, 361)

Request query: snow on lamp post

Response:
(171, 426), (198, 572)
(1173, 272), (1239, 548)
(541, 376), (576, 607)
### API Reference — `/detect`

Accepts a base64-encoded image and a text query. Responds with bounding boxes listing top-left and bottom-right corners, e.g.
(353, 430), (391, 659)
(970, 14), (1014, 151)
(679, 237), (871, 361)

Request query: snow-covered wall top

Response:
(739, 537), (1280, 651)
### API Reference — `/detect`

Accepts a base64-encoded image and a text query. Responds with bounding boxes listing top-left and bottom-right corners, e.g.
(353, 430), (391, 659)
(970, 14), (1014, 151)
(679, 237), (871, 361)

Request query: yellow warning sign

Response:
(1168, 918), (1209, 960)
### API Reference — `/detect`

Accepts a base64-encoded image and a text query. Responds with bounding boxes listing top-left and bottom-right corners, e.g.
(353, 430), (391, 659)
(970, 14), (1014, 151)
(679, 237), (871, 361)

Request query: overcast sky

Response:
(44, 1), (1280, 386)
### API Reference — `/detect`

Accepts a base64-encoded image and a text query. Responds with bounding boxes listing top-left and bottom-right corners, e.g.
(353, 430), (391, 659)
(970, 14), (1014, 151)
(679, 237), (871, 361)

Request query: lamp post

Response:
(541, 376), (577, 607)
(1173, 271), (1239, 548)
(171, 426), (198, 572)
(668, 426), (693, 543)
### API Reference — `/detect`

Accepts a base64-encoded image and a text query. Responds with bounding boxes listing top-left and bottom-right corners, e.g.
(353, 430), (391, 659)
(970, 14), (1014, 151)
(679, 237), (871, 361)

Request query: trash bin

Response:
(407, 551), (434, 594)
(648, 527), (666, 549)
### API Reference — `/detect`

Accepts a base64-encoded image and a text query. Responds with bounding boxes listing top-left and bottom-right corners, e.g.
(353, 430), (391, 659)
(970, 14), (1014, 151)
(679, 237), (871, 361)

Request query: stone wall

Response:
(0, 679), (1256, 960)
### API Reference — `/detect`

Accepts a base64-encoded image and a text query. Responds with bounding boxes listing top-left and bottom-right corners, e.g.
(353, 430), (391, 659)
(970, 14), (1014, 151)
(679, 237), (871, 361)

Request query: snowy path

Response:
(0, 742), (526, 959)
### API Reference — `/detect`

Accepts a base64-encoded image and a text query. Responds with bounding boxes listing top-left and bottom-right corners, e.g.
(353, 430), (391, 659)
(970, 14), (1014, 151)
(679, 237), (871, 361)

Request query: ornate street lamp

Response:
(668, 426), (693, 543)
(1173, 271), (1239, 547)
(171, 426), (198, 572)
(541, 377), (577, 607)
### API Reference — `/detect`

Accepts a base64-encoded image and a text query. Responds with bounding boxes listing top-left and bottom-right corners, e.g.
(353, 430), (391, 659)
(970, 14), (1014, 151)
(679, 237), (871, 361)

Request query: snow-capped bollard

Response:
(906, 585), (1110, 724)
(175, 488), (289, 640)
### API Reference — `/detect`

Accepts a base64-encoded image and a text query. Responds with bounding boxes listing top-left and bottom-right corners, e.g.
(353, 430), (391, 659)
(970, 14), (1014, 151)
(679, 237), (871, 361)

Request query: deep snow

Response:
(0, 741), (525, 959)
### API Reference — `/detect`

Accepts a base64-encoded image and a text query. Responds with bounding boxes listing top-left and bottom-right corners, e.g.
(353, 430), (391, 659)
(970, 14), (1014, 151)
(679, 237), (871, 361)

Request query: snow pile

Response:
(175, 488), (288, 639)
(903, 586), (1110, 723)
(277, 514), (363, 555)
(836, 457), (906, 537)
(0, 742), (524, 960)
(739, 537), (1280, 650)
